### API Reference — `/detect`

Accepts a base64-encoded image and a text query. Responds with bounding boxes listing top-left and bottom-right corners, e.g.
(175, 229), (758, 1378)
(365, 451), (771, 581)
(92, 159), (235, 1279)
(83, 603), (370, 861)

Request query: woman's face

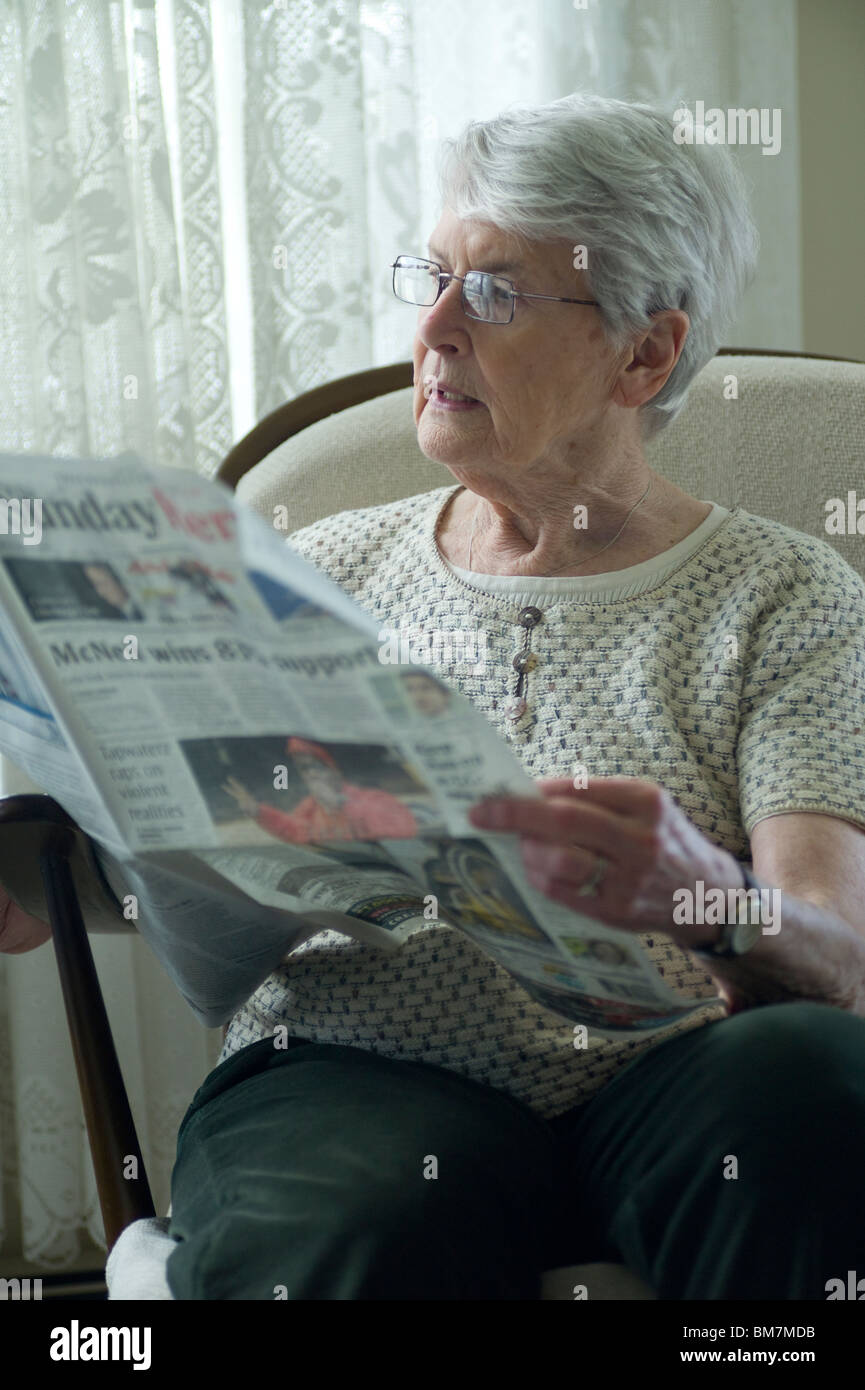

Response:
(412, 207), (625, 481)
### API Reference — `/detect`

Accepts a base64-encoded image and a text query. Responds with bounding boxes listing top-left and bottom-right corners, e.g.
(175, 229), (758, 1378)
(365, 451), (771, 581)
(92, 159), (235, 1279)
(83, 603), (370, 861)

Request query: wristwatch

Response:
(691, 864), (764, 958)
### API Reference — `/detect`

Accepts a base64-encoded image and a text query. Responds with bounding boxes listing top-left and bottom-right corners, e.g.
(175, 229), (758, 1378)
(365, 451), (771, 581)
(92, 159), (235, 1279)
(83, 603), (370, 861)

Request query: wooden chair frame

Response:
(0, 796), (155, 1247)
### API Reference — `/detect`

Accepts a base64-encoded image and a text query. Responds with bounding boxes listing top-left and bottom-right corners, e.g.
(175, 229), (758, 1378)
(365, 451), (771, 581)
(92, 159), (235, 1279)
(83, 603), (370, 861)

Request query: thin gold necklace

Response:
(465, 478), (654, 575)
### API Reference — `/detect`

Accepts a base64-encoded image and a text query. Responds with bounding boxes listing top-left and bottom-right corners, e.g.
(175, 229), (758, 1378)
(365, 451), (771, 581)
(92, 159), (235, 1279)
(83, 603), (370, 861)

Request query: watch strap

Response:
(691, 863), (763, 958)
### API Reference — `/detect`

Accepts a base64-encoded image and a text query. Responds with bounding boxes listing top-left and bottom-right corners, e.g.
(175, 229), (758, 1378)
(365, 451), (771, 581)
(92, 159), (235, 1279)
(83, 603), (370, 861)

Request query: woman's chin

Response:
(416, 414), (487, 468)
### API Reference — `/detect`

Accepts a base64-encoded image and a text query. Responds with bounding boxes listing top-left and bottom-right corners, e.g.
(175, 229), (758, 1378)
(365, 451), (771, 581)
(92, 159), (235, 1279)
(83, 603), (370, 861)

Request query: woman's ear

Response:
(612, 310), (690, 413)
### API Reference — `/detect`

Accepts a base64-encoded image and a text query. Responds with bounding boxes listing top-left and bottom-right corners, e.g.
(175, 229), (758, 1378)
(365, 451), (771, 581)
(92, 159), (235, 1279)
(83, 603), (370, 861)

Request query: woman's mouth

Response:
(424, 376), (485, 411)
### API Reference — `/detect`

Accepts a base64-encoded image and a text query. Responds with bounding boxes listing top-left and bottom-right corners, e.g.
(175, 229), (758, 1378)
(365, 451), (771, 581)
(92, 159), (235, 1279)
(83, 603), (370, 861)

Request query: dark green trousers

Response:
(166, 1002), (865, 1300)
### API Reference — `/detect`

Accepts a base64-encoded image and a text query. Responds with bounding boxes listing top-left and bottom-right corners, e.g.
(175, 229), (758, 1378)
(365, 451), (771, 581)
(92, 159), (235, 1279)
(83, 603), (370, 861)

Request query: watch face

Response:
(732, 919), (763, 953)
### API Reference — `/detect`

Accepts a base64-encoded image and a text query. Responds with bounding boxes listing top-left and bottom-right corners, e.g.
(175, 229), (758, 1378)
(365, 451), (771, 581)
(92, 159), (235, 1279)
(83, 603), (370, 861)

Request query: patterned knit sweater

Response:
(220, 484), (865, 1119)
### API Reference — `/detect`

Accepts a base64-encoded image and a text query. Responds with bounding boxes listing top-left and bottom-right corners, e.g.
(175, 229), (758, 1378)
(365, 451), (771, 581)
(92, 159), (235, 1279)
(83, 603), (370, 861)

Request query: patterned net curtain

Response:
(244, 0), (579, 405)
(0, 0), (799, 482)
(0, 0), (591, 479)
(0, 1), (195, 469)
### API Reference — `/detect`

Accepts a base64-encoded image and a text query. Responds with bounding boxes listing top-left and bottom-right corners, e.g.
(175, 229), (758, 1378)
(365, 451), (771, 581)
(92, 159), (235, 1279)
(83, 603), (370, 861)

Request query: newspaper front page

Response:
(0, 453), (721, 1034)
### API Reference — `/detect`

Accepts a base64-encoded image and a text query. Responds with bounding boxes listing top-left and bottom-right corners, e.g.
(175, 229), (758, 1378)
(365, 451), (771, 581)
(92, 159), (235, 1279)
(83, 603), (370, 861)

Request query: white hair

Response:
(439, 93), (760, 437)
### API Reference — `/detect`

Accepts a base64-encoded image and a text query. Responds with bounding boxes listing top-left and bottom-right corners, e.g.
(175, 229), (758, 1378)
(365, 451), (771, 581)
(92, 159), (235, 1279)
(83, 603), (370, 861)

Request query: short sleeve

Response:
(737, 541), (865, 835)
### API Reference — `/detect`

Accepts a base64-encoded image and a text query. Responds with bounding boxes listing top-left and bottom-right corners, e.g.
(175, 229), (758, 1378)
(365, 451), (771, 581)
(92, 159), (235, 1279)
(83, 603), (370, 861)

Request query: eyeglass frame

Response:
(390, 254), (600, 325)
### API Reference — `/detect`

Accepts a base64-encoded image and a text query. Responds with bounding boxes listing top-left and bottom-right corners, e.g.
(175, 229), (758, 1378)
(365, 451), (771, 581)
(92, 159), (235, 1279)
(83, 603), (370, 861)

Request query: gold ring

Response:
(576, 854), (607, 897)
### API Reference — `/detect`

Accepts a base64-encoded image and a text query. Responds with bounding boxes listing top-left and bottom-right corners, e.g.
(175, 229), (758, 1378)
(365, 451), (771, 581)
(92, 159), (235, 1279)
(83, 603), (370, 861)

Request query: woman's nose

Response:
(418, 277), (468, 344)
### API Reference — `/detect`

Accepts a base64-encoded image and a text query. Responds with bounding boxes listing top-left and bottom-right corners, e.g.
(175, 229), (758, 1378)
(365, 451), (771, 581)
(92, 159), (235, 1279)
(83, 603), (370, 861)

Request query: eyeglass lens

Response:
(393, 257), (512, 322)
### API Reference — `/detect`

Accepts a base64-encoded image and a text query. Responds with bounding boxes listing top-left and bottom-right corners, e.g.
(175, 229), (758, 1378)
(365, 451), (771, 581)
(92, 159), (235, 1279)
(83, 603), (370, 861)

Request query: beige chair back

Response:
(236, 354), (865, 578)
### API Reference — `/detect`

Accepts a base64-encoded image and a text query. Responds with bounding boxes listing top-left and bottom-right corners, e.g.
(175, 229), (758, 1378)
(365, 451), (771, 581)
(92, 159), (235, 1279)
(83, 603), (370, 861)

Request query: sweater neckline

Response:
(422, 484), (739, 609)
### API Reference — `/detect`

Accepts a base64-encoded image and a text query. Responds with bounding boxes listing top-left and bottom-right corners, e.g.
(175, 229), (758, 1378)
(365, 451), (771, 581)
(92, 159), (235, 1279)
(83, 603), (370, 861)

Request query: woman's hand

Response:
(0, 888), (51, 954)
(468, 775), (741, 943)
(223, 776), (259, 819)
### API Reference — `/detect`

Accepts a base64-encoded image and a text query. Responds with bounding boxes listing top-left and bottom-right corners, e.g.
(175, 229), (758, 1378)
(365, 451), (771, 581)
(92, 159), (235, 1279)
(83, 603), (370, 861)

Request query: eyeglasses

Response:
(391, 254), (599, 325)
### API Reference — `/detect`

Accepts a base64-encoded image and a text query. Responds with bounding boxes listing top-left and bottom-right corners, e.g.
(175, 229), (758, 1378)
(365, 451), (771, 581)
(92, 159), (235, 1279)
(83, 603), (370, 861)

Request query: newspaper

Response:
(0, 453), (721, 1035)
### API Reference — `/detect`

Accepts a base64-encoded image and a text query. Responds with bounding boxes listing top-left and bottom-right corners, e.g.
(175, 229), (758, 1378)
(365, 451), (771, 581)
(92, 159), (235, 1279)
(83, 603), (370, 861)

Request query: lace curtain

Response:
(0, 0), (799, 1270)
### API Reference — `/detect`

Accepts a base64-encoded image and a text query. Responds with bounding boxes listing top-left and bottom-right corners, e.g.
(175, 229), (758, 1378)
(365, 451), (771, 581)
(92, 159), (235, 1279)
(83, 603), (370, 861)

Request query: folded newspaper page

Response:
(0, 453), (720, 1035)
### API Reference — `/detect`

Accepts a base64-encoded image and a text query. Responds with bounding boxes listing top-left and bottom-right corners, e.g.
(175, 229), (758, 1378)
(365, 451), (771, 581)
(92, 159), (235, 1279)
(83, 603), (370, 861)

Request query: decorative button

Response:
(518, 606), (542, 629)
(512, 652), (538, 674)
(504, 696), (527, 721)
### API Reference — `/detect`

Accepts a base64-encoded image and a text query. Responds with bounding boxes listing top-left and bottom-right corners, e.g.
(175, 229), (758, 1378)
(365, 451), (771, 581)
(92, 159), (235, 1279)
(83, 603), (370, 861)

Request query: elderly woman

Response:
(7, 93), (865, 1301)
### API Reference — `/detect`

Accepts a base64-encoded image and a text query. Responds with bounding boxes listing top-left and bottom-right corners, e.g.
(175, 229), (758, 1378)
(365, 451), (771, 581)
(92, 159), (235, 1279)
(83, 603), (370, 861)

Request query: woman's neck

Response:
(437, 475), (713, 579)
